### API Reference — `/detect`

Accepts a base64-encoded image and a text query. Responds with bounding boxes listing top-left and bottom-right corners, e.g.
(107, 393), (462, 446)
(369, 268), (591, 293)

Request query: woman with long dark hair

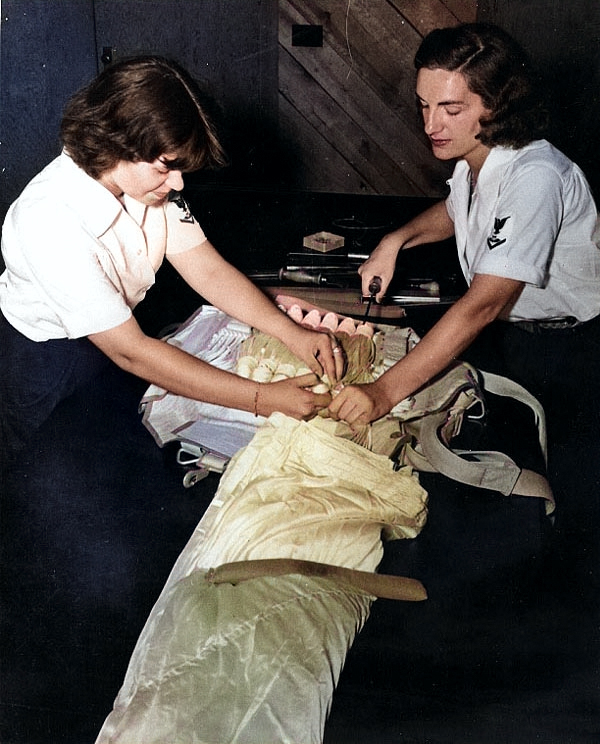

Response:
(329, 24), (600, 586)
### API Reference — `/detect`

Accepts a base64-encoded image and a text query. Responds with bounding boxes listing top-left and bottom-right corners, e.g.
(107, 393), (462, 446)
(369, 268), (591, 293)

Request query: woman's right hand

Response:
(256, 373), (332, 420)
(328, 379), (394, 427)
(358, 234), (402, 302)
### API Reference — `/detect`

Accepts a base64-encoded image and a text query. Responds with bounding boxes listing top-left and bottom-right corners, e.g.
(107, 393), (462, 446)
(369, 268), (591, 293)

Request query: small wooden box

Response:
(303, 231), (345, 253)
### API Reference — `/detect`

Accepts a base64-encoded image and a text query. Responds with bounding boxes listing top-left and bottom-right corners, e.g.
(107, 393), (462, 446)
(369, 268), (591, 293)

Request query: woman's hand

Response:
(327, 379), (395, 427)
(283, 324), (346, 383)
(257, 374), (332, 420)
(358, 234), (401, 302)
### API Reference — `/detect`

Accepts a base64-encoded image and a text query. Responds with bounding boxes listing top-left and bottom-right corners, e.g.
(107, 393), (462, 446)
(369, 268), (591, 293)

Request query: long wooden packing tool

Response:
(206, 559), (428, 602)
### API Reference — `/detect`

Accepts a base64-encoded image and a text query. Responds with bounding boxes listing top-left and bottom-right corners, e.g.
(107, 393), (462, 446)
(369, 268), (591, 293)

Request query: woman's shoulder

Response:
(512, 143), (596, 206)
(11, 153), (120, 237)
(507, 140), (575, 176)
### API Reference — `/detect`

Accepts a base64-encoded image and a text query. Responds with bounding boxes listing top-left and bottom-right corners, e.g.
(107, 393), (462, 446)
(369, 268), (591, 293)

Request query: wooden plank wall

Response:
(278, 0), (477, 196)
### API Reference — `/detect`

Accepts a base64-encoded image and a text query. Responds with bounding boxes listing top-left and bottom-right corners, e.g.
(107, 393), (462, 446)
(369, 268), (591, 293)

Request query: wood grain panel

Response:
(280, 24), (444, 192)
(279, 92), (371, 193)
(280, 48), (430, 194)
(386, 0), (465, 35)
(291, 0), (425, 113)
(278, 0), (477, 195)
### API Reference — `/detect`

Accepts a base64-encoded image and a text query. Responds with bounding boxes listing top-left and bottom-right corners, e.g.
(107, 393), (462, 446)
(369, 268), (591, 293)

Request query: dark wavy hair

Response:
(60, 56), (227, 178)
(414, 23), (548, 148)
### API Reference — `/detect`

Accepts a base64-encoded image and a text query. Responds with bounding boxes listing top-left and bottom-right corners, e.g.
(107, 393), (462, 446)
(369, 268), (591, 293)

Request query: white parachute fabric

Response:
(96, 413), (428, 744)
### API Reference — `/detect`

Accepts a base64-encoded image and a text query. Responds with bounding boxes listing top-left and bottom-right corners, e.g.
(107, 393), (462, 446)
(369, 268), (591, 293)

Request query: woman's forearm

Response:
(168, 242), (341, 381)
(328, 274), (525, 427)
(374, 274), (525, 409)
(89, 317), (330, 419)
(373, 300), (487, 409)
(382, 200), (455, 253)
(92, 318), (260, 408)
(359, 201), (455, 299)
(169, 242), (311, 343)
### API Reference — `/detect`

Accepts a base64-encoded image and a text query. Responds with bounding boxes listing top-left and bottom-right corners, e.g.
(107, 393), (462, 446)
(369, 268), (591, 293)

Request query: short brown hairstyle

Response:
(415, 24), (548, 148)
(60, 56), (227, 178)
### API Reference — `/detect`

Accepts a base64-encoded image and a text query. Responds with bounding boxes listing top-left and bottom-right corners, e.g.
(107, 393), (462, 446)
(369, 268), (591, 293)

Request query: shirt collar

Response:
(478, 145), (517, 176)
(59, 151), (144, 237)
(451, 146), (517, 199)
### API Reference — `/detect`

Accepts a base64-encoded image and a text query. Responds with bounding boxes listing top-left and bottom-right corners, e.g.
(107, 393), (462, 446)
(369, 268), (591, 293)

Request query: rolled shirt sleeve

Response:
(473, 163), (562, 287)
(1, 200), (134, 340)
(447, 141), (600, 322)
(0, 154), (209, 342)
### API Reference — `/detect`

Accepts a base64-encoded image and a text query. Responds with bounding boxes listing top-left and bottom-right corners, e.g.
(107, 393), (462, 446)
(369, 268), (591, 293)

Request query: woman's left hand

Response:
(284, 325), (345, 384)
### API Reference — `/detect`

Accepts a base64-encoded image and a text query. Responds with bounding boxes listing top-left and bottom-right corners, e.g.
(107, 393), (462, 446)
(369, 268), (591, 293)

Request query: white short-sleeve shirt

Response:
(445, 140), (600, 322)
(0, 152), (207, 341)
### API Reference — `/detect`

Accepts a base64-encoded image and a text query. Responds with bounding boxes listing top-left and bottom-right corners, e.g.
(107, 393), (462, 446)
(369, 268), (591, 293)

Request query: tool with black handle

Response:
(363, 276), (382, 321)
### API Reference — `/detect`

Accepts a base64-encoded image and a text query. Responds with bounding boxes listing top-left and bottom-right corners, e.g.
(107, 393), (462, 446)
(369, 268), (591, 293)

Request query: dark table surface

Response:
(2, 187), (598, 744)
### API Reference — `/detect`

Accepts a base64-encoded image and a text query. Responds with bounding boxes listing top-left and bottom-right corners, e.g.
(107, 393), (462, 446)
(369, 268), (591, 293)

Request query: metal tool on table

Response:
(277, 268), (359, 288)
(248, 252), (371, 289)
(362, 276), (382, 321)
(284, 252), (369, 267)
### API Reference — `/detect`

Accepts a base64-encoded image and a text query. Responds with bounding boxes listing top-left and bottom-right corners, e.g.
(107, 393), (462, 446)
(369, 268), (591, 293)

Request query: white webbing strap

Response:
(479, 370), (548, 463)
(403, 410), (554, 514)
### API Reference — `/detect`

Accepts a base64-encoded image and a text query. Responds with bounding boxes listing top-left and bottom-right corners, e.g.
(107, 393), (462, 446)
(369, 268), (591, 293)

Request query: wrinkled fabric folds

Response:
(171, 413), (428, 581)
(97, 575), (372, 744)
(96, 413), (428, 744)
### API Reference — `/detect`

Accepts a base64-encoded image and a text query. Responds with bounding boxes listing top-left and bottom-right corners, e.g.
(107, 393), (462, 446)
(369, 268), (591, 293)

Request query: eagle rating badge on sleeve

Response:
(169, 192), (195, 224)
(487, 215), (511, 250)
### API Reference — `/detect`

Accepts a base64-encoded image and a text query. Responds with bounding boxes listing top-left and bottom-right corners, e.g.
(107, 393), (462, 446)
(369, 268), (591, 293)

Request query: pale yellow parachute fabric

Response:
(185, 413), (427, 572)
(97, 575), (373, 744)
(96, 414), (427, 744)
